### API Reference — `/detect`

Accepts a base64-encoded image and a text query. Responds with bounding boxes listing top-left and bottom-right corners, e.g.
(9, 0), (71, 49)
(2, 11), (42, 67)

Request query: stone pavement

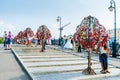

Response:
(0, 44), (30, 80)
(48, 45), (120, 69)
(10, 44), (120, 80)
(47, 45), (120, 80)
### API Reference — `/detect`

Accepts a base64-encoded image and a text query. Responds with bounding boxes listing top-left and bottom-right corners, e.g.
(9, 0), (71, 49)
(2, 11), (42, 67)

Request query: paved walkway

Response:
(0, 44), (30, 80)
(11, 45), (120, 80)
(1, 44), (120, 80)
(48, 45), (120, 68)
(47, 45), (120, 80)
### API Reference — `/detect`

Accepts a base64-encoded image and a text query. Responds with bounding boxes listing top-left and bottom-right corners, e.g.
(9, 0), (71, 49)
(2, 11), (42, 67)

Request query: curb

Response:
(11, 47), (36, 80)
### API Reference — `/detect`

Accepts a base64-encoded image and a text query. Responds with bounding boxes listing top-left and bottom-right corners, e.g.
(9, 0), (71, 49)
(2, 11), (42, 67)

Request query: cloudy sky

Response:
(0, 0), (120, 38)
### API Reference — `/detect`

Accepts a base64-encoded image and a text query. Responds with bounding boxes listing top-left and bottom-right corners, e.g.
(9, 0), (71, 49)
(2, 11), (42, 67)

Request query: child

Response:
(26, 34), (30, 47)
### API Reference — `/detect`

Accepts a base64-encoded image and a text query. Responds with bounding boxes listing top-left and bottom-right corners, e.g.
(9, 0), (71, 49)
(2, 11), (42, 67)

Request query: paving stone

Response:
(11, 45), (120, 80)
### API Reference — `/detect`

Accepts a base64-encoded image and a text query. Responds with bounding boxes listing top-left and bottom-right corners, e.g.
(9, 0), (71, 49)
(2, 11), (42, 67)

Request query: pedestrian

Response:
(64, 36), (73, 49)
(99, 42), (110, 74)
(78, 44), (81, 53)
(26, 34), (30, 47)
(3, 31), (8, 49)
(60, 36), (65, 49)
(77, 38), (81, 53)
(11, 34), (14, 44)
(31, 36), (37, 46)
(64, 35), (67, 44)
(6, 31), (12, 50)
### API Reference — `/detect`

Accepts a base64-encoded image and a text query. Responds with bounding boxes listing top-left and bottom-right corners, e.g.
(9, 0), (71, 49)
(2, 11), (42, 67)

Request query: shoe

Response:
(100, 70), (103, 73)
(102, 71), (106, 74)
(106, 70), (110, 73)
(100, 70), (106, 74)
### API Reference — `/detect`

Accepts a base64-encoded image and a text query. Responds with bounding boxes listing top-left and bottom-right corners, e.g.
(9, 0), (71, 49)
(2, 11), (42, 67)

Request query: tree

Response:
(36, 25), (51, 52)
(74, 16), (108, 75)
(17, 31), (25, 44)
(24, 27), (34, 46)
(0, 37), (4, 44)
(24, 27), (34, 37)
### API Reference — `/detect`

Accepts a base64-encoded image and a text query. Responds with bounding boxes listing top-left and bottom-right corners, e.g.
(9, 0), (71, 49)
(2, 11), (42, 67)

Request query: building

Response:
(107, 28), (120, 44)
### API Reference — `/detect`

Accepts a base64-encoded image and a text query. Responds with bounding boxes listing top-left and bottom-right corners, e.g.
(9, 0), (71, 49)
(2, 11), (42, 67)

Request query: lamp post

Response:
(57, 16), (62, 38)
(108, 0), (117, 57)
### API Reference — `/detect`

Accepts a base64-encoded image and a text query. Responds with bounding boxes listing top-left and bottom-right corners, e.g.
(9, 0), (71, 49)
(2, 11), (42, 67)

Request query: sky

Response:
(0, 0), (120, 39)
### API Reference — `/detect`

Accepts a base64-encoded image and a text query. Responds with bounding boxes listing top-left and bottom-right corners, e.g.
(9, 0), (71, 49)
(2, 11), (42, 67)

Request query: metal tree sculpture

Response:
(17, 31), (24, 44)
(24, 27), (34, 37)
(24, 27), (34, 46)
(36, 25), (51, 52)
(14, 36), (18, 44)
(74, 16), (108, 75)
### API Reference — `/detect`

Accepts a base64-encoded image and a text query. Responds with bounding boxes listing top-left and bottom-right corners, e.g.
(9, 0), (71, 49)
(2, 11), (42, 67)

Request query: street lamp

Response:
(57, 16), (62, 38)
(108, 0), (117, 57)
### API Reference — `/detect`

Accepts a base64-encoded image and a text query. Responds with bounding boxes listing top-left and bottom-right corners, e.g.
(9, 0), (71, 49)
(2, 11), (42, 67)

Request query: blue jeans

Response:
(99, 53), (108, 70)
